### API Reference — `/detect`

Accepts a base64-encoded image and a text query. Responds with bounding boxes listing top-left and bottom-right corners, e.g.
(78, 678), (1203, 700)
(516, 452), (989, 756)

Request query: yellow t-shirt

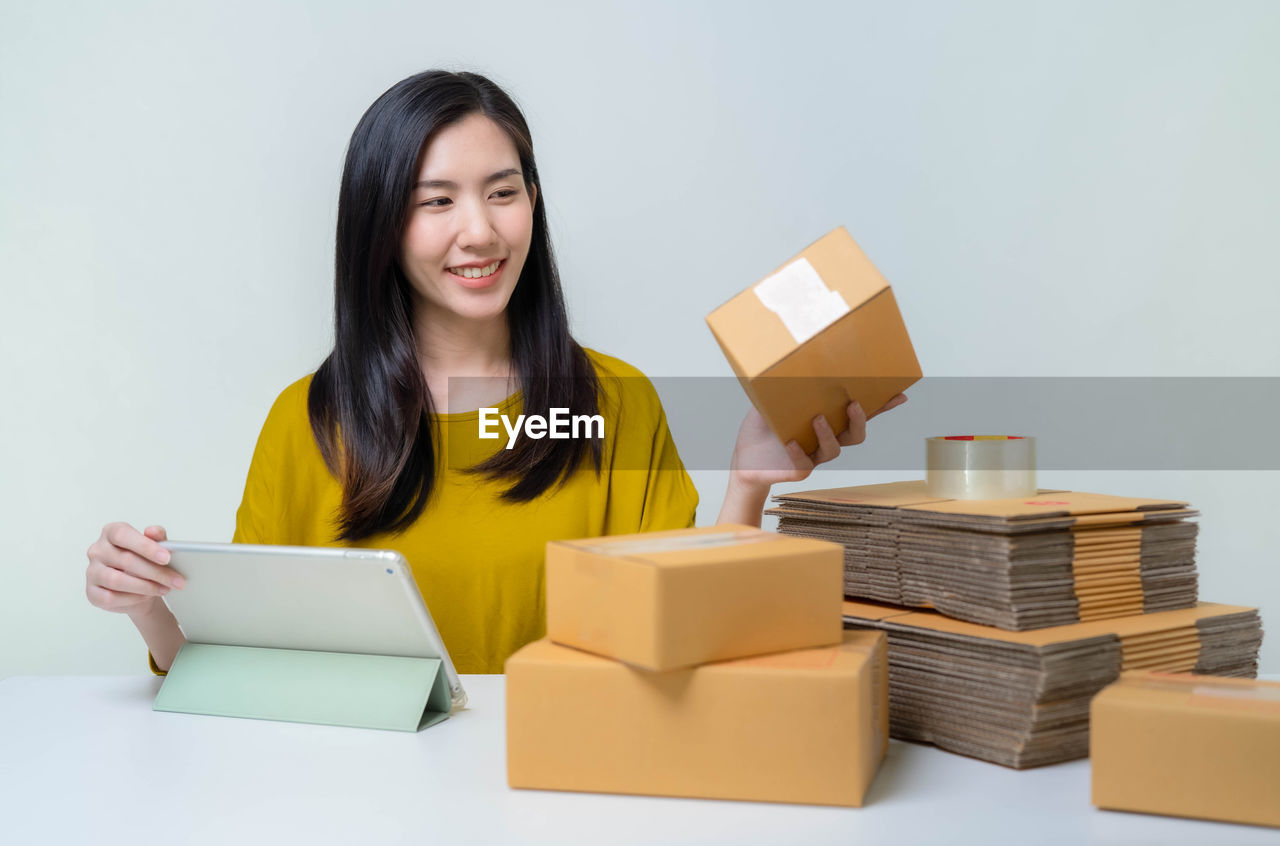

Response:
(226, 349), (698, 674)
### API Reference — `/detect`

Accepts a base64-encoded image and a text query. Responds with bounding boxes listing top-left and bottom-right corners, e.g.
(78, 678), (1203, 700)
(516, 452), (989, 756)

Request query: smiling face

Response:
(401, 112), (537, 325)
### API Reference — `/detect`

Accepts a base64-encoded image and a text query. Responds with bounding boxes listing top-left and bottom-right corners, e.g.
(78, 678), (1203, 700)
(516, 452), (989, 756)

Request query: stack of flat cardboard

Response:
(770, 482), (1199, 630)
(843, 600), (1263, 768)
(506, 525), (889, 807)
(1092, 671), (1280, 828)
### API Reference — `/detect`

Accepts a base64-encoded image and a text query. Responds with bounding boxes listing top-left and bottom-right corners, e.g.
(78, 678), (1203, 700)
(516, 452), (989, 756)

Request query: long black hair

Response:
(308, 70), (602, 542)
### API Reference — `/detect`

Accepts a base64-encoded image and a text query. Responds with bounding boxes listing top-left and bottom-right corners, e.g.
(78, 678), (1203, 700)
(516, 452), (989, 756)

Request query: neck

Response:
(414, 301), (514, 412)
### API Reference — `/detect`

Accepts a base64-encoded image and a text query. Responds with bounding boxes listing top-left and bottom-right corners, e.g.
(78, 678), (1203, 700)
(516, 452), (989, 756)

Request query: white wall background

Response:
(2, 0), (1277, 676)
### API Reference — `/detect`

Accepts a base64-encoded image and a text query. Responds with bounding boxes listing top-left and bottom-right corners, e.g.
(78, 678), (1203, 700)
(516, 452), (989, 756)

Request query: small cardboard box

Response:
(706, 227), (922, 454)
(506, 630), (888, 807)
(1091, 671), (1280, 828)
(546, 525), (842, 671)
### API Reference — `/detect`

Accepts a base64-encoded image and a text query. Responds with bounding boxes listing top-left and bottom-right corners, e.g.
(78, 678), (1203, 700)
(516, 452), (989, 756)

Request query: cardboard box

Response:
(1091, 671), (1280, 828)
(506, 630), (888, 807)
(706, 227), (921, 454)
(546, 525), (843, 671)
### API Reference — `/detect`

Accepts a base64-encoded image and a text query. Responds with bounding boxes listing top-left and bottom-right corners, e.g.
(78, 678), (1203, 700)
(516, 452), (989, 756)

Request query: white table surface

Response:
(1, 675), (1274, 845)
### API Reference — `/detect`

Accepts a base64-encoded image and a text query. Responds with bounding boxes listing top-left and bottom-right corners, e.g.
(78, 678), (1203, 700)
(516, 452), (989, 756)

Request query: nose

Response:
(456, 196), (498, 251)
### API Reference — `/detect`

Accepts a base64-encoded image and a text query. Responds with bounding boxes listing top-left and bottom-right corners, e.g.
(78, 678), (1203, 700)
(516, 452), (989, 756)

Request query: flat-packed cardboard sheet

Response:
(1092, 670), (1280, 828)
(772, 482), (1199, 630)
(506, 630), (888, 807)
(546, 525), (843, 670)
(706, 227), (921, 453)
(842, 600), (1263, 768)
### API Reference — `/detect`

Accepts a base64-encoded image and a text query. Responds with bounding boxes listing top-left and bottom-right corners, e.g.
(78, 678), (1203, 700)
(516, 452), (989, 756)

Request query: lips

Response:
(446, 259), (506, 289)
(447, 259), (503, 279)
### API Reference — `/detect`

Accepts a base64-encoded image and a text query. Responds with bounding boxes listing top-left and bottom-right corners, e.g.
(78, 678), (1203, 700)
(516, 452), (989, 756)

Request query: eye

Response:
(418, 197), (451, 208)
(491, 188), (518, 200)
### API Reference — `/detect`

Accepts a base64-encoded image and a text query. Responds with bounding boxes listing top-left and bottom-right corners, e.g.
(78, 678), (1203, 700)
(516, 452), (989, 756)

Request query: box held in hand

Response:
(706, 227), (921, 454)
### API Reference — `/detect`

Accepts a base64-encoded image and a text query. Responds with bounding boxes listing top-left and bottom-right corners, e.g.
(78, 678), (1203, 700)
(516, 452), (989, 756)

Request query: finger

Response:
(809, 415), (842, 465)
(784, 440), (815, 473)
(837, 402), (868, 447)
(867, 393), (908, 420)
(143, 525), (168, 542)
(87, 583), (154, 612)
(107, 549), (185, 589)
(97, 564), (172, 597)
(105, 523), (171, 566)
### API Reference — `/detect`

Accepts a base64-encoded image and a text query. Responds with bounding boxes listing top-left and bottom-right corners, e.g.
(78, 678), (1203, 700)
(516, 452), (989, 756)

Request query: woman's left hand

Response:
(716, 394), (908, 526)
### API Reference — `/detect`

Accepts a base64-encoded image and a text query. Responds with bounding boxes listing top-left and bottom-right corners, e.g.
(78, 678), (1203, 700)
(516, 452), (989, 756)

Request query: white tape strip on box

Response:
(753, 257), (851, 344)
(575, 530), (774, 556)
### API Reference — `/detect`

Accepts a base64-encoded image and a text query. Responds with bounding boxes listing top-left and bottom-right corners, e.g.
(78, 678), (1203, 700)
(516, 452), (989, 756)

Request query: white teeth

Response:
(450, 260), (501, 279)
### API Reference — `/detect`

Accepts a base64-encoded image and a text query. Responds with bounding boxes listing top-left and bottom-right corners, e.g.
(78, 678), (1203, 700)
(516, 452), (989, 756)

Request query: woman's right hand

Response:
(85, 523), (186, 617)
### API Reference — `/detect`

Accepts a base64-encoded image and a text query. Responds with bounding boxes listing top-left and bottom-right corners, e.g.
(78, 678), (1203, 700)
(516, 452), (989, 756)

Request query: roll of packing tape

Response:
(925, 436), (1037, 500)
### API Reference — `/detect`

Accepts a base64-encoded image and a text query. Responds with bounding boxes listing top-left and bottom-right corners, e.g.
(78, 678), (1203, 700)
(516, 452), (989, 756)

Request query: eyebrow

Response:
(414, 168), (522, 190)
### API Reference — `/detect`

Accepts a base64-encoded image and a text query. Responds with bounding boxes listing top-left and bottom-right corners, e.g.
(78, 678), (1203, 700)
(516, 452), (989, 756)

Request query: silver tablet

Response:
(159, 541), (467, 710)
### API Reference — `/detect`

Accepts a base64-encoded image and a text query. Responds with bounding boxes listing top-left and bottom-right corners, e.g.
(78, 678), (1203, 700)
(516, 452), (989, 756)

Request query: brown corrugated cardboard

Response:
(772, 483), (1198, 629)
(506, 630), (888, 807)
(842, 600), (1263, 768)
(776, 479), (951, 508)
(775, 484), (1190, 530)
(901, 490), (1190, 524)
(706, 227), (922, 454)
(546, 525), (843, 670)
(855, 600), (1248, 647)
(1091, 671), (1280, 828)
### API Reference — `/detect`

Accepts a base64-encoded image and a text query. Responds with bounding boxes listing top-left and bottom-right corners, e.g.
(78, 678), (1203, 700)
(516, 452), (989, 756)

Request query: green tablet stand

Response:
(153, 642), (452, 732)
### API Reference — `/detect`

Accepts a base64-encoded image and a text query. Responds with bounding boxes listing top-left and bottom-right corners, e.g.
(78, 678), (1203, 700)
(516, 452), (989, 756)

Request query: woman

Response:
(84, 70), (905, 674)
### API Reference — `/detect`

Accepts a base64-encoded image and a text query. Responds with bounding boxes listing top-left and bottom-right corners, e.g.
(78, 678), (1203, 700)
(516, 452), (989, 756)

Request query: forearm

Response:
(716, 473), (771, 528)
(128, 597), (186, 672)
